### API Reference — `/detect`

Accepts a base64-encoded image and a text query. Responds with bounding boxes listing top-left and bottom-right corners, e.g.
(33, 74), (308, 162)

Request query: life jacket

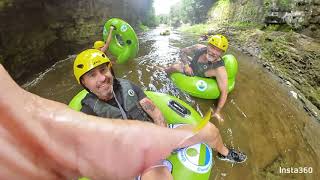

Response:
(81, 78), (152, 122)
(190, 47), (225, 77)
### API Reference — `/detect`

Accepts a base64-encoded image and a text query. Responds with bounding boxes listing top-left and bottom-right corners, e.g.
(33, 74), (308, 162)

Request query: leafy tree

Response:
(170, 2), (183, 27)
(158, 14), (170, 24)
(170, 0), (214, 25)
(145, 1), (158, 26)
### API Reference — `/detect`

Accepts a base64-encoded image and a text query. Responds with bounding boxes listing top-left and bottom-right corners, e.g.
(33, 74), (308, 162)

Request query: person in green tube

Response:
(0, 63), (244, 180)
(73, 49), (247, 179)
(165, 34), (229, 123)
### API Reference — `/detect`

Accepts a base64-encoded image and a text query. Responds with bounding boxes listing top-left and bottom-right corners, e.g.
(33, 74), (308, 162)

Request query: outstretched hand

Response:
(211, 109), (224, 123)
(183, 65), (193, 76)
(0, 64), (196, 180)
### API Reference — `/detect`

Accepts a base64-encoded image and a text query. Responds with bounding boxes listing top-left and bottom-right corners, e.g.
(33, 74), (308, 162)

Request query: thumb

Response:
(0, 65), (194, 180)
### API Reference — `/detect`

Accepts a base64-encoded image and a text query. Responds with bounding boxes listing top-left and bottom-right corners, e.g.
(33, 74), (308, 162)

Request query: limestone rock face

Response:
(208, 0), (320, 38)
(0, 0), (152, 83)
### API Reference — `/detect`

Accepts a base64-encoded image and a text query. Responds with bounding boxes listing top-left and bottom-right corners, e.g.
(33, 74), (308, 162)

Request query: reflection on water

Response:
(24, 27), (319, 179)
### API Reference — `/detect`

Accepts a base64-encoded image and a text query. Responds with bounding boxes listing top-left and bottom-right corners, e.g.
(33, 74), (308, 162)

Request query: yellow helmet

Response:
(93, 41), (105, 49)
(73, 49), (111, 84)
(207, 34), (228, 52)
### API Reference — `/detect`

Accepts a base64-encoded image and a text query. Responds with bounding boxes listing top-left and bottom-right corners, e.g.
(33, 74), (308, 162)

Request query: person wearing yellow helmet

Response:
(93, 26), (115, 54)
(73, 49), (246, 179)
(93, 40), (105, 49)
(0, 63), (246, 179)
(74, 49), (171, 179)
(73, 48), (167, 125)
(165, 34), (229, 122)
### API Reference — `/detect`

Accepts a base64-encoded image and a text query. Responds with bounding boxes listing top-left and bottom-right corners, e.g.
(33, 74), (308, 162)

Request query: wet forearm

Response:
(215, 70), (228, 113)
(101, 27), (114, 53)
(180, 51), (190, 64)
(179, 44), (203, 64)
(0, 65), (195, 179)
(216, 92), (227, 112)
(140, 98), (167, 127)
(179, 46), (195, 64)
(0, 92), (187, 180)
(150, 109), (167, 127)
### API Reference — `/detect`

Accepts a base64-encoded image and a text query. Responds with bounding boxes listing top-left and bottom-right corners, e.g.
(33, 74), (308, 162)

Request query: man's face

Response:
(81, 63), (114, 101)
(207, 44), (223, 62)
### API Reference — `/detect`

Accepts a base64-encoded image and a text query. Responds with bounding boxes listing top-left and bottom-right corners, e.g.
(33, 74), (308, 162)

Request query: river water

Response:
(24, 28), (319, 179)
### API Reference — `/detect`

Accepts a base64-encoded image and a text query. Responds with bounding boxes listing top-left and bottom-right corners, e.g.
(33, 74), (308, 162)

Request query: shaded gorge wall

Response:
(0, 0), (153, 83)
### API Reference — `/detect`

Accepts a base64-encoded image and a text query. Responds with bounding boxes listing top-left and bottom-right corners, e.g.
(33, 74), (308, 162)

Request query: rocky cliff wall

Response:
(0, 0), (152, 83)
(204, 0), (320, 118)
(208, 0), (320, 38)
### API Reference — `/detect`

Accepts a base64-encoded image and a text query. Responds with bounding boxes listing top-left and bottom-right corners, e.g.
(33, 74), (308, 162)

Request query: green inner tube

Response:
(103, 18), (139, 64)
(170, 54), (238, 99)
(69, 90), (213, 180)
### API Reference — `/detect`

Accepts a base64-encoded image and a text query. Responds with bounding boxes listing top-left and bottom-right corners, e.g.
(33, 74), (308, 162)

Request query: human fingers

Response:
(0, 65), (194, 180)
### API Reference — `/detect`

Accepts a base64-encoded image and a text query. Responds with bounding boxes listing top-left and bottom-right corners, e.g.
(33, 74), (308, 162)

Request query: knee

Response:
(207, 123), (220, 137)
(141, 166), (172, 180)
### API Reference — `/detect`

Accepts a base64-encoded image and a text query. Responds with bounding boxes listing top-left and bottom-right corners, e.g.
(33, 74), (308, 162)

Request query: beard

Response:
(97, 85), (113, 101)
(96, 77), (114, 101)
(207, 54), (218, 62)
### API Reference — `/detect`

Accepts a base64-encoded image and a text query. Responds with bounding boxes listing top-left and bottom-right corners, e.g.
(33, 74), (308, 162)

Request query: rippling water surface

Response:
(24, 27), (320, 179)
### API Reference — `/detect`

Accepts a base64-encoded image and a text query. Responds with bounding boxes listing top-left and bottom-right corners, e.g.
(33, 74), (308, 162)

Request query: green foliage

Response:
(278, 24), (293, 32)
(278, 0), (292, 11)
(264, 0), (293, 13)
(141, 0), (158, 27)
(207, 0), (232, 24)
(260, 32), (295, 65)
(0, 0), (13, 10)
(263, 24), (294, 32)
(139, 23), (149, 31)
(264, 24), (280, 31)
(179, 23), (210, 35)
(229, 21), (263, 29)
(170, 2), (183, 27)
(157, 14), (170, 24)
(144, 9), (157, 26)
(170, 0), (214, 26)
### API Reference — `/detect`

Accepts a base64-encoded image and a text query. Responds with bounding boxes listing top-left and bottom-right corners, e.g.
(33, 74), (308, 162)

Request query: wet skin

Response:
(0, 64), (196, 180)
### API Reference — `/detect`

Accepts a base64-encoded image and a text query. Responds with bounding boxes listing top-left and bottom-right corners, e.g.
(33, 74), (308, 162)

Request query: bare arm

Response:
(205, 67), (228, 114)
(215, 68), (228, 113)
(180, 44), (205, 64)
(100, 26), (114, 53)
(163, 44), (204, 74)
(139, 97), (167, 127)
(0, 65), (196, 180)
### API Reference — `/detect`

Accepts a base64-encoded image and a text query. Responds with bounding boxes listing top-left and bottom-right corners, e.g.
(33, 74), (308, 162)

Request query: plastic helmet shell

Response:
(73, 49), (111, 84)
(207, 34), (228, 52)
(93, 41), (105, 49)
